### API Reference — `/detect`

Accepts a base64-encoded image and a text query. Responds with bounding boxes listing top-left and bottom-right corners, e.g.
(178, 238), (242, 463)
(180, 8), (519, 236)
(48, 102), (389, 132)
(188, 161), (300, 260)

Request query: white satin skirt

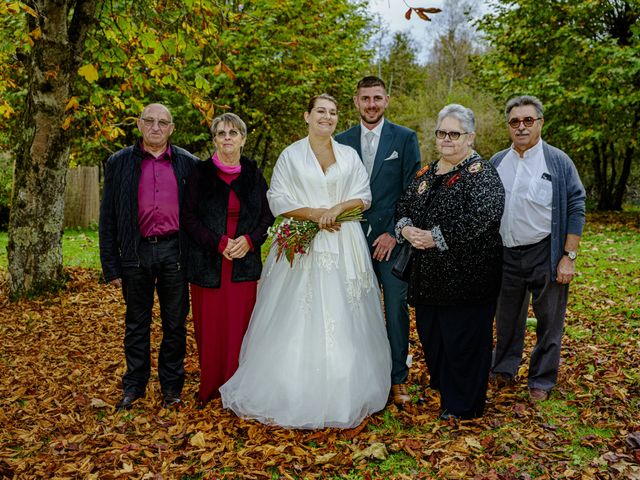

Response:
(220, 223), (392, 429)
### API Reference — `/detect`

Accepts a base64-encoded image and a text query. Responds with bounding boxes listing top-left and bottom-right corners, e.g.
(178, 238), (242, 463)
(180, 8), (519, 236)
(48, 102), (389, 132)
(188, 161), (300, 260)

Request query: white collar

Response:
(360, 118), (385, 138)
(510, 138), (543, 158)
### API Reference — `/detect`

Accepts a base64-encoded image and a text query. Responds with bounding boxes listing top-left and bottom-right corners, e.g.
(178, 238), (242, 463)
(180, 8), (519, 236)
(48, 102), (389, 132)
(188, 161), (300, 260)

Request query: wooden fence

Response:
(64, 166), (100, 228)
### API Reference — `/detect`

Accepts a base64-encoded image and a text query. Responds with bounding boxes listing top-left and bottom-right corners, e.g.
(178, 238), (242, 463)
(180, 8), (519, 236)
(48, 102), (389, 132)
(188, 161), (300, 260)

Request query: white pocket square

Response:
(384, 151), (399, 161)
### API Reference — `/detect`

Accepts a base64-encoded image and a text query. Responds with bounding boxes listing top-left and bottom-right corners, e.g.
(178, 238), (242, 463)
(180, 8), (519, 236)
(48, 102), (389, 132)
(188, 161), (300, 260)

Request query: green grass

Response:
(375, 451), (419, 476)
(333, 452), (422, 480)
(0, 229), (100, 270)
(571, 213), (640, 323)
(0, 228), (273, 270)
(0, 232), (6, 268)
(367, 409), (404, 434)
(61, 229), (100, 269)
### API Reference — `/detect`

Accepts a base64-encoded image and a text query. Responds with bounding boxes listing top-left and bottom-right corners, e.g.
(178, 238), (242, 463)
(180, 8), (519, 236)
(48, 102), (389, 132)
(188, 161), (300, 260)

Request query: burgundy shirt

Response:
(138, 143), (179, 237)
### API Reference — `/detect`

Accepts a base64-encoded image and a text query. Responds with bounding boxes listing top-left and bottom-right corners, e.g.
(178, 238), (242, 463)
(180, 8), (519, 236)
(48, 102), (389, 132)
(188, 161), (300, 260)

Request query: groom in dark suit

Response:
(335, 76), (421, 405)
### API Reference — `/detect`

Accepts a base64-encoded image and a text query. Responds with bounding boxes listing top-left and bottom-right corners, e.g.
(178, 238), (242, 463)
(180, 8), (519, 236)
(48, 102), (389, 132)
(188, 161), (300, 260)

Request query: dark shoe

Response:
(491, 372), (515, 388)
(116, 392), (143, 411)
(162, 392), (182, 409)
(529, 388), (549, 403)
(391, 384), (410, 405)
(439, 411), (459, 421)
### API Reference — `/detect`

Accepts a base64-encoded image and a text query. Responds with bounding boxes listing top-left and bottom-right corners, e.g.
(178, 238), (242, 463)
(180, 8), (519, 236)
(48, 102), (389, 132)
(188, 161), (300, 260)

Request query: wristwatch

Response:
(563, 250), (577, 261)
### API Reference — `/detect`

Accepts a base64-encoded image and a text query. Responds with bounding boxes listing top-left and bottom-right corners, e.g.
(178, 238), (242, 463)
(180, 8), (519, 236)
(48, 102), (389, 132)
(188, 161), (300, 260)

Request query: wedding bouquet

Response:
(268, 207), (363, 266)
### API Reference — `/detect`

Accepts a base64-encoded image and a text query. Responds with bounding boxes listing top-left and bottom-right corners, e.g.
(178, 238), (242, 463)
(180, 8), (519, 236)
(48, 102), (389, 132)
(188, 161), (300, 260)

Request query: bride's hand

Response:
(318, 205), (342, 231)
(309, 208), (328, 223)
(320, 223), (341, 232)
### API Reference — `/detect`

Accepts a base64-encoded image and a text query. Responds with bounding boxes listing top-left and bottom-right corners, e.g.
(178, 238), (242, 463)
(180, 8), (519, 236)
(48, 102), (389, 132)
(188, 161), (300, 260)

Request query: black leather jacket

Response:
(99, 142), (198, 282)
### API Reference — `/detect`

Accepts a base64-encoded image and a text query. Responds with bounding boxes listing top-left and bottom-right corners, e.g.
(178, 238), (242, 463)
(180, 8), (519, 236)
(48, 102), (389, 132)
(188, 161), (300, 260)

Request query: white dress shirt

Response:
(496, 139), (553, 247)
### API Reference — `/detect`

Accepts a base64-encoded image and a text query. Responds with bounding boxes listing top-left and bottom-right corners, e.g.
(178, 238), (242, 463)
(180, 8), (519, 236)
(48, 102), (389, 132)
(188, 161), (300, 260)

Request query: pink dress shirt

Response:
(138, 143), (179, 237)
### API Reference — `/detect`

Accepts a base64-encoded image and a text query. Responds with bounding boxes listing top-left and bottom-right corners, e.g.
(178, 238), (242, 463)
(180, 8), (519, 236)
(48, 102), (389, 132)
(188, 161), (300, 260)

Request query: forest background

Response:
(0, 0), (638, 296)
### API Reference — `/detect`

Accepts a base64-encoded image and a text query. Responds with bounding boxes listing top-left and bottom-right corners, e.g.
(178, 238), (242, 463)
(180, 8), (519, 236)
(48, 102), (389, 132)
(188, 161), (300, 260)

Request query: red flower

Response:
(269, 207), (364, 267)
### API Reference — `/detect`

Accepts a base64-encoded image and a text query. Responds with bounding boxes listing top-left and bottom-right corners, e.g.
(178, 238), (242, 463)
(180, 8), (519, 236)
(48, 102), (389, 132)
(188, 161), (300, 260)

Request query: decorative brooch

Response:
(467, 162), (484, 174)
(446, 172), (462, 187)
(416, 165), (430, 178)
(417, 181), (428, 195)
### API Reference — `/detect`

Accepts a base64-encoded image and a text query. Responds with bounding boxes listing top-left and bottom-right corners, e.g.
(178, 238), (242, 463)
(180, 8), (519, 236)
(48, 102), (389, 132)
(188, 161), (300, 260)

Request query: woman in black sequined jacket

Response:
(395, 104), (504, 419)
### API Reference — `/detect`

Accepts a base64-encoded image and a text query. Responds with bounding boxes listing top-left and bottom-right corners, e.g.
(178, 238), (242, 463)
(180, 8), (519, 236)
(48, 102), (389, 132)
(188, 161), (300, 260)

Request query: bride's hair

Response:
(307, 93), (338, 113)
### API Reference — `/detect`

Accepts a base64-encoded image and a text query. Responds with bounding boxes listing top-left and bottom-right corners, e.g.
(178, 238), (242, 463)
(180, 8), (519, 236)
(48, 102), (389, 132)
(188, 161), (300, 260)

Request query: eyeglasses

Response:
(435, 130), (468, 140)
(215, 129), (241, 139)
(140, 117), (172, 129)
(508, 117), (542, 129)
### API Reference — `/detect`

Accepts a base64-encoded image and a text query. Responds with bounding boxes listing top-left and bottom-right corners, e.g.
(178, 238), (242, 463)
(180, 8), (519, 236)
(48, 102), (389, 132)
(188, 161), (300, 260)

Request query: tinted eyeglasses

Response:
(508, 117), (542, 129)
(140, 117), (172, 129)
(435, 130), (468, 140)
(215, 129), (241, 139)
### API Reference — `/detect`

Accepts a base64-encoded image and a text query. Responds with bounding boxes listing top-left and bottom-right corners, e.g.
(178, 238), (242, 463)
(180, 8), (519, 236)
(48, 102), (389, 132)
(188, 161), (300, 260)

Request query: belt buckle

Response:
(147, 236), (159, 244)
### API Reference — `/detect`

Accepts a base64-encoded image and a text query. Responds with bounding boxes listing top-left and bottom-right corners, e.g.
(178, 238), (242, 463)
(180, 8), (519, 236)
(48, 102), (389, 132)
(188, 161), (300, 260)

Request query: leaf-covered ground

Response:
(1, 212), (639, 479)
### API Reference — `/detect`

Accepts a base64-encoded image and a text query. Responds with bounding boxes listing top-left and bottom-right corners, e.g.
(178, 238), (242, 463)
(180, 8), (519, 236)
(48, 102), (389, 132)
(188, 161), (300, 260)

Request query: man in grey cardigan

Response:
(490, 95), (586, 402)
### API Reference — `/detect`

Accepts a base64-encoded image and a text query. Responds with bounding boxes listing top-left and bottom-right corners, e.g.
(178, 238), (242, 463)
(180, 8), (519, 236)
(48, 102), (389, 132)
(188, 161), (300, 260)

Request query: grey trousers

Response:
(491, 237), (569, 391)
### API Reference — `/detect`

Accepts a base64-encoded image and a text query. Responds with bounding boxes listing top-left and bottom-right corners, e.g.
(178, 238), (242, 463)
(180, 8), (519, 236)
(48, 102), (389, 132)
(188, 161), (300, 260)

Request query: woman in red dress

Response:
(182, 113), (274, 405)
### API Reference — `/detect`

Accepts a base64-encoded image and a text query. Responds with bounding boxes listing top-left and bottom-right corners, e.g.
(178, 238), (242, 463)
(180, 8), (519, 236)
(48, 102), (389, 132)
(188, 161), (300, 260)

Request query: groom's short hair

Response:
(357, 76), (386, 92)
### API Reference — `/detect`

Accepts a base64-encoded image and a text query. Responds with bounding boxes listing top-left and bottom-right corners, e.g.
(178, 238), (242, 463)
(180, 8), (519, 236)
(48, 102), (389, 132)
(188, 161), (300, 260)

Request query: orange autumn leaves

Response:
(0, 211), (639, 478)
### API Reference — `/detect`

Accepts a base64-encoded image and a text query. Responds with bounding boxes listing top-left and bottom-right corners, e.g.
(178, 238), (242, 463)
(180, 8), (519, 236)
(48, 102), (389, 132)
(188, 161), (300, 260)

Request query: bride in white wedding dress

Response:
(219, 94), (392, 429)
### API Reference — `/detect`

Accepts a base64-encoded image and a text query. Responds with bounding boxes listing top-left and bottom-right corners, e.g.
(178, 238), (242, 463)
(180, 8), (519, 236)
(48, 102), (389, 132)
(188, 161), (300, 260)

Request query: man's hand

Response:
(556, 256), (576, 284)
(228, 236), (251, 259)
(372, 232), (396, 262)
(110, 278), (122, 288)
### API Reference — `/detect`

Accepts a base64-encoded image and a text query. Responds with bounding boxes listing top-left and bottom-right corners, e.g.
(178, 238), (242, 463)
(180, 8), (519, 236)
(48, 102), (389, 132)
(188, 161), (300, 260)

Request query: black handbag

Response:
(391, 241), (413, 281)
(392, 168), (443, 282)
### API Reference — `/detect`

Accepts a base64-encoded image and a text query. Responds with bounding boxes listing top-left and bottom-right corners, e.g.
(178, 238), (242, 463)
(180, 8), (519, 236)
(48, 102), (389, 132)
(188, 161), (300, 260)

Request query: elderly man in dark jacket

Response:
(99, 103), (197, 410)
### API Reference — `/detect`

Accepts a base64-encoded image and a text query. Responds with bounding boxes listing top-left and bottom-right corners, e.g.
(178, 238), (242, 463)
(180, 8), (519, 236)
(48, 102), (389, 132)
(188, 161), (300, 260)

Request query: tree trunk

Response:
(594, 140), (634, 211)
(611, 147), (633, 211)
(249, 130), (263, 162)
(7, 0), (96, 297)
(592, 143), (608, 210)
(611, 112), (640, 210)
(260, 135), (272, 172)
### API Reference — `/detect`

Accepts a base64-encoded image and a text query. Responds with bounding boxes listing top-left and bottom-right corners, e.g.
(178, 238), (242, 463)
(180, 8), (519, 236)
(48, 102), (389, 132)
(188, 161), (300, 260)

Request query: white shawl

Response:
(267, 137), (372, 278)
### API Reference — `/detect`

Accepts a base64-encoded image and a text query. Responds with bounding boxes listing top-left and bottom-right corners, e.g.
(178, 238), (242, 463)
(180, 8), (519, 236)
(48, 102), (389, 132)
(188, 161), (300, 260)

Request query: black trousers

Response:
(120, 238), (189, 396)
(415, 302), (495, 418)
